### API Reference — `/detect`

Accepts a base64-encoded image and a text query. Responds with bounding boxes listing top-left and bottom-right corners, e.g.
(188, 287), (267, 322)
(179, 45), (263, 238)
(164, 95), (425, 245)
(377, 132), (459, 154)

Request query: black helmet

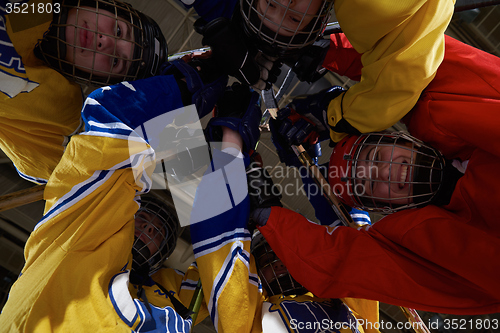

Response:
(239, 0), (334, 59)
(36, 0), (167, 86)
(132, 195), (180, 276)
(251, 230), (307, 296)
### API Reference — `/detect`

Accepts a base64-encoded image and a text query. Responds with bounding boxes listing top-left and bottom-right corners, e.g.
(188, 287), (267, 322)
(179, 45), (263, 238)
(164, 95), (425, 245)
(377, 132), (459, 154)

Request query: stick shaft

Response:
(0, 184), (45, 212)
(188, 279), (204, 331)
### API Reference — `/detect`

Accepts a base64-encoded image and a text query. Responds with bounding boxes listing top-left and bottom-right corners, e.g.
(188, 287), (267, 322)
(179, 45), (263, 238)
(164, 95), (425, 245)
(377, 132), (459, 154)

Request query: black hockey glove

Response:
(159, 59), (228, 122)
(287, 86), (345, 141)
(291, 39), (330, 83)
(196, 17), (281, 90)
(246, 152), (282, 230)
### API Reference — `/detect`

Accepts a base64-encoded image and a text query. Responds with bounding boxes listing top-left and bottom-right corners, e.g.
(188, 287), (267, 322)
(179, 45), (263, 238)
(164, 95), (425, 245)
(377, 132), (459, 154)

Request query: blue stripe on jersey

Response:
(181, 280), (198, 289)
(15, 167), (48, 185)
(34, 149), (148, 231)
(207, 241), (255, 328)
(34, 169), (112, 231)
(83, 76), (184, 134)
(192, 228), (251, 257)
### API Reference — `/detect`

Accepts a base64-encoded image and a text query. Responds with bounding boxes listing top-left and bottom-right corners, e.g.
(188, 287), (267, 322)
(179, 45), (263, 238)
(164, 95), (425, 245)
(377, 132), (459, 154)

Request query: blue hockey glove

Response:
(205, 83), (262, 153)
(269, 106), (322, 167)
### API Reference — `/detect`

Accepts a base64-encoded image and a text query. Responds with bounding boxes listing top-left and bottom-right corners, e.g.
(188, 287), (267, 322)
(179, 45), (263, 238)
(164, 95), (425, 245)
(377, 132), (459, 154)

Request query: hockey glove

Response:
(292, 39), (330, 83)
(205, 83), (262, 153)
(287, 86), (345, 142)
(246, 152), (282, 230)
(197, 17), (281, 90)
(269, 106), (322, 167)
(159, 59), (228, 122)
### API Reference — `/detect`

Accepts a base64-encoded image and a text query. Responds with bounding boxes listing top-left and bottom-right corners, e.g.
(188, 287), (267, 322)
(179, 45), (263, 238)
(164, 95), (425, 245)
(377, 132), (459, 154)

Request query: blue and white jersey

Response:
(0, 76), (210, 332)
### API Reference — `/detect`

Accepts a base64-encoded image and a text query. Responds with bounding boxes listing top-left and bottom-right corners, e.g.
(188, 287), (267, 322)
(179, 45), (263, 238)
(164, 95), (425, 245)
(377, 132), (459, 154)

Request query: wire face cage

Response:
(132, 196), (180, 276)
(251, 231), (307, 296)
(37, 0), (167, 87)
(329, 132), (445, 214)
(239, 0), (334, 58)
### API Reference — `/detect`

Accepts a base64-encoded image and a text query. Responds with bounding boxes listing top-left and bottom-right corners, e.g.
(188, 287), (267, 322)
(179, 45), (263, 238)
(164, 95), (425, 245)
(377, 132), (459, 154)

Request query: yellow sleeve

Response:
(328, 0), (455, 142)
(189, 148), (263, 333)
(194, 241), (264, 333)
(342, 298), (381, 333)
(1, 3), (83, 183)
(0, 134), (154, 332)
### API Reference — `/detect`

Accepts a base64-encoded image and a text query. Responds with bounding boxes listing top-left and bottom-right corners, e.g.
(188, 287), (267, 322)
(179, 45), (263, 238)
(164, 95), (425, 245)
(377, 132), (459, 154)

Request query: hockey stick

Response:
(0, 184), (45, 213)
(188, 279), (204, 332)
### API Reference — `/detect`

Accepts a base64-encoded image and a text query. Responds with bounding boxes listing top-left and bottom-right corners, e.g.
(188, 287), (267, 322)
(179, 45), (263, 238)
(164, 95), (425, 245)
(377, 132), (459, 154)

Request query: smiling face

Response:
(354, 142), (417, 206)
(256, 0), (323, 36)
(65, 6), (135, 78)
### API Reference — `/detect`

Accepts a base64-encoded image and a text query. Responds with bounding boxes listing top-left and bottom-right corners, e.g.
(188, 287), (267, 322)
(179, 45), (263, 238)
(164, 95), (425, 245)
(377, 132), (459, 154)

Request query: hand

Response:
(253, 52), (282, 91)
(246, 152), (282, 230)
(287, 86), (345, 141)
(269, 106), (322, 167)
(197, 17), (280, 90)
(159, 59), (228, 121)
(291, 39), (330, 83)
(205, 83), (262, 153)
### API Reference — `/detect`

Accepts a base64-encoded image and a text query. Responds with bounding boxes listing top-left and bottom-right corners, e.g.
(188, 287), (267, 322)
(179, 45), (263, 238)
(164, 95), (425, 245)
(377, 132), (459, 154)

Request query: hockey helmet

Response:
(251, 230), (307, 296)
(329, 132), (445, 214)
(132, 195), (180, 276)
(36, 0), (167, 86)
(239, 0), (334, 59)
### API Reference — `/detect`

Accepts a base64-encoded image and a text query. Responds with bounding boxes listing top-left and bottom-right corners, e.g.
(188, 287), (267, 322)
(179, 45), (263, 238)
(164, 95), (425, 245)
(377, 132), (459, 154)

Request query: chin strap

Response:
(154, 281), (194, 320)
(132, 269), (194, 320)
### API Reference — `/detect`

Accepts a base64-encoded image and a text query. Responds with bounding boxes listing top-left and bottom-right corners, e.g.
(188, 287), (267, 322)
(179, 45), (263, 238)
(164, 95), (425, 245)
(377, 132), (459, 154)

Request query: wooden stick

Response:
(0, 184), (45, 212)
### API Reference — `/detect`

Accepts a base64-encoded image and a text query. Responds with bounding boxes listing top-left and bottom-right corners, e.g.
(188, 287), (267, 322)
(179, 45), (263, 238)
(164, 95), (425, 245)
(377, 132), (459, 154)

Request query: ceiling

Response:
(1, 1), (500, 331)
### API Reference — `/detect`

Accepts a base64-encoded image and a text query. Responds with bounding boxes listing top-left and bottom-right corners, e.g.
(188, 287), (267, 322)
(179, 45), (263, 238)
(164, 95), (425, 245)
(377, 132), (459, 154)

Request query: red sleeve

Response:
(258, 206), (500, 315)
(404, 36), (500, 161)
(322, 33), (363, 81)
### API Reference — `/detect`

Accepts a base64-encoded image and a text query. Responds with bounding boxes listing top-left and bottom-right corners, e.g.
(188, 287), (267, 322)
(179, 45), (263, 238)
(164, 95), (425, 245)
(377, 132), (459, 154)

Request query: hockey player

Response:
(0, 70), (221, 331)
(128, 194), (209, 326)
(254, 34), (500, 315)
(179, 0), (335, 90)
(189, 86), (379, 332)
(0, 0), (226, 185)
(183, 0), (456, 141)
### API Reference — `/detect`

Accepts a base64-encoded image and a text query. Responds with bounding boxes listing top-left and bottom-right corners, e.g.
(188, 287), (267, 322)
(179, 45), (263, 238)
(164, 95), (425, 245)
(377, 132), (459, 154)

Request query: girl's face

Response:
(65, 6), (134, 78)
(355, 143), (417, 205)
(256, 0), (323, 36)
